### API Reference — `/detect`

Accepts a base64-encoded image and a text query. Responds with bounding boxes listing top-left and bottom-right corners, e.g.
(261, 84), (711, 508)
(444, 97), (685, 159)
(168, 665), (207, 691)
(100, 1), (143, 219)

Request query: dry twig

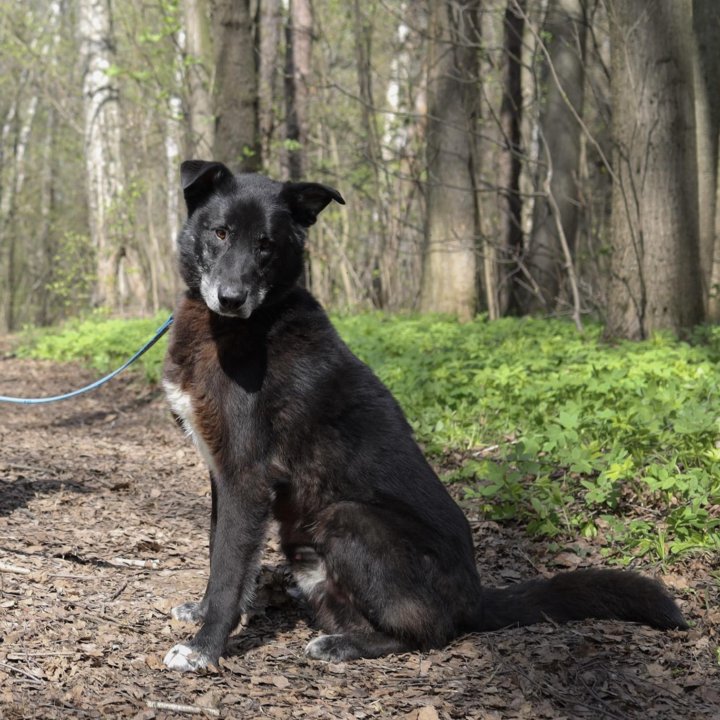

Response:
(111, 557), (159, 569)
(0, 660), (45, 684)
(146, 700), (221, 717)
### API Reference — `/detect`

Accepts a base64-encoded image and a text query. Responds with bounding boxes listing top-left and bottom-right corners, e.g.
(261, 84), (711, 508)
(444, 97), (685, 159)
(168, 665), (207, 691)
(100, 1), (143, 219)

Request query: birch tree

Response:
(0, 2), (63, 329)
(1, 84), (38, 330)
(78, 0), (126, 309)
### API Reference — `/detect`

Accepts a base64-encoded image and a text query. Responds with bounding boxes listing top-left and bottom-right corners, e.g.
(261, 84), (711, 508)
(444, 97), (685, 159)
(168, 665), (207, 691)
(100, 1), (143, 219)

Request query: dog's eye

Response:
(214, 227), (228, 241)
(257, 235), (272, 254)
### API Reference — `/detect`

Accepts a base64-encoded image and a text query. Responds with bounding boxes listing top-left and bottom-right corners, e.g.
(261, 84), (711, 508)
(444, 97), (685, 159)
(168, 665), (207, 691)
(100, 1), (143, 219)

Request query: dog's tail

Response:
(475, 568), (688, 631)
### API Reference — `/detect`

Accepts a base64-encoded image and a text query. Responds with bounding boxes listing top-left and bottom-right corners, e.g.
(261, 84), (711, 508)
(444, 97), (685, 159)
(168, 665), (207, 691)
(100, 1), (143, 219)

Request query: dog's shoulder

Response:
(164, 293), (215, 381)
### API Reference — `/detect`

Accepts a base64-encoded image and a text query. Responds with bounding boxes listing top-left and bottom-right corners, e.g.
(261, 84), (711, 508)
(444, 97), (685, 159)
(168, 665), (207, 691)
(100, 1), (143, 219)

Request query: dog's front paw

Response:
(163, 643), (214, 672)
(304, 634), (353, 662)
(171, 601), (206, 624)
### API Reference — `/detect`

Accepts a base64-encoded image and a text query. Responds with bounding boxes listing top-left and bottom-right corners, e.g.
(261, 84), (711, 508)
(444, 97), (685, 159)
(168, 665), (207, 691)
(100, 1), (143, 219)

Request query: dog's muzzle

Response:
(217, 287), (249, 314)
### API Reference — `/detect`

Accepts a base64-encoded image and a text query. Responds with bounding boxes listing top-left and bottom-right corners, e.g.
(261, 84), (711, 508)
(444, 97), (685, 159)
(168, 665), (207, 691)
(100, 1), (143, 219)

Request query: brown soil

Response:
(1, 353), (718, 719)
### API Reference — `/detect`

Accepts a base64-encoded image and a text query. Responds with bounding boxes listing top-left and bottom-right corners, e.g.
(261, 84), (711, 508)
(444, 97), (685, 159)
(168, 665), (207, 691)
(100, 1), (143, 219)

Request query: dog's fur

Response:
(162, 160), (687, 671)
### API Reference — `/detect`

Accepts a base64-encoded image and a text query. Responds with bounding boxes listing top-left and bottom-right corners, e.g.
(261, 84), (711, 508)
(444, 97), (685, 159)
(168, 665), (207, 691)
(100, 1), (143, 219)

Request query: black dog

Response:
(162, 160), (687, 671)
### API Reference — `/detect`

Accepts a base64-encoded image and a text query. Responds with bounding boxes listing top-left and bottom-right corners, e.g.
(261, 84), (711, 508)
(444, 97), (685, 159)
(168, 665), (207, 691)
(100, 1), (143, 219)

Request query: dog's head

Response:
(177, 160), (344, 318)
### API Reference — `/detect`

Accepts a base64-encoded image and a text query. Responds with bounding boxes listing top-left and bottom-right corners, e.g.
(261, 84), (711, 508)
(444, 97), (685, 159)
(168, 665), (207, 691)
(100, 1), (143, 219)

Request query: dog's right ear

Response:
(180, 160), (233, 215)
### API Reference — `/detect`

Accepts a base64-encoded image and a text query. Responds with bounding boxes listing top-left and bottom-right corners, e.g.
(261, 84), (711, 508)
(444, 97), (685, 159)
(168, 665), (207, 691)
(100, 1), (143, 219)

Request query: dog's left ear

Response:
(282, 182), (345, 227)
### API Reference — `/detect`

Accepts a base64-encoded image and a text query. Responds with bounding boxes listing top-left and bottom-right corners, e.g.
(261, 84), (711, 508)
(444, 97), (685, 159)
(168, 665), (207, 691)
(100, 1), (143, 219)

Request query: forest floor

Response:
(1, 352), (719, 720)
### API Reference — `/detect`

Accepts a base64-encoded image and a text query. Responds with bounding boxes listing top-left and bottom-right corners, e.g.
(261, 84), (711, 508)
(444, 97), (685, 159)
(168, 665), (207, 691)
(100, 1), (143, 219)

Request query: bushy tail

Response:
(476, 569), (688, 632)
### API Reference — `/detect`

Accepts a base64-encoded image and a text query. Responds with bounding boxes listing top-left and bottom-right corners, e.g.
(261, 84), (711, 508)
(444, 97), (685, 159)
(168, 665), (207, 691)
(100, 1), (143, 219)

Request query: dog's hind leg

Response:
(291, 546), (414, 661)
(299, 502), (462, 661)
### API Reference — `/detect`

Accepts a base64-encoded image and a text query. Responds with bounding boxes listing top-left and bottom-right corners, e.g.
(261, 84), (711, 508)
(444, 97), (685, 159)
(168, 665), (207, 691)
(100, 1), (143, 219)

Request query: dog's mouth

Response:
(199, 277), (266, 319)
(213, 304), (254, 319)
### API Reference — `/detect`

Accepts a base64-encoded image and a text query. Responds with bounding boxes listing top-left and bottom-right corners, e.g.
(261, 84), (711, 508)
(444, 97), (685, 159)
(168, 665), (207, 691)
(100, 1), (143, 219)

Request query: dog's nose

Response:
(217, 288), (248, 313)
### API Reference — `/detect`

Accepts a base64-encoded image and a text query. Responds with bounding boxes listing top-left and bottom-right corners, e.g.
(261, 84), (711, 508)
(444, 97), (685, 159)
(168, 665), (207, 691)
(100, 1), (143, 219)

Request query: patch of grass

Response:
(334, 314), (720, 561)
(16, 311), (720, 561)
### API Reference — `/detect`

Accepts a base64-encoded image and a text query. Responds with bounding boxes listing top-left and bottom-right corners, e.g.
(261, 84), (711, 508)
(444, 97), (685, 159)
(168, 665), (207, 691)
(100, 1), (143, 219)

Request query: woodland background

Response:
(2, 4), (720, 713)
(0, 0), (717, 339)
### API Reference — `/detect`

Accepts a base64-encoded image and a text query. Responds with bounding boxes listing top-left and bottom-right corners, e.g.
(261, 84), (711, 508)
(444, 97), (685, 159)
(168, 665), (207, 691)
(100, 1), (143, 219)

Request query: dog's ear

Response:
(180, 160), (233, 215)
(282, 182), (345, 227)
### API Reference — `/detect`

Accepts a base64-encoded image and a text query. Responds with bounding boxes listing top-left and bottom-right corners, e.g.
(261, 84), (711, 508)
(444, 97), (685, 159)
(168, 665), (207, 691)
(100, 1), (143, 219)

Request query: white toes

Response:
(170, 605), (188, 621)
(171, 602), (201, 623)
(304, 634), (341, 660)
(163, 643), (211, 672)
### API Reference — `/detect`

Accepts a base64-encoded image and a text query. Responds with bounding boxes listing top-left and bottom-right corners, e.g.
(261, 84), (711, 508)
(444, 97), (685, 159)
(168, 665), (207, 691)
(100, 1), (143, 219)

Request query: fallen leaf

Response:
(661, 573), (689, 590)
(417, 707), (439, 720)
(552, 551), (581, 569)
(272, 675), (290, 689)
(452, 640), (479, 657)
(144, 655), (165, 671)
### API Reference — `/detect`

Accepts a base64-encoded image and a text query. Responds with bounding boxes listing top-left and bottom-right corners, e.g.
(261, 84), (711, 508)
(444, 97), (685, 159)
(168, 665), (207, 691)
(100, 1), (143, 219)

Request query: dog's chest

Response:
(163, 378), (219, 476)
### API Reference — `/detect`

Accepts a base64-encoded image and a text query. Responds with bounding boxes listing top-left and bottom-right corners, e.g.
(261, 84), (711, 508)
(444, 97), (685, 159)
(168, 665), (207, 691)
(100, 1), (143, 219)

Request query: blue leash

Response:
(0, 314), (173, 405)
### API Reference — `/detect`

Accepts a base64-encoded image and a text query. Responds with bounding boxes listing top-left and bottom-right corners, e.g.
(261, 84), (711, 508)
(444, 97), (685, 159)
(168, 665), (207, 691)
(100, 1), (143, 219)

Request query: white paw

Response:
(163, 643), (212, 672)
(304, 634), (343, 660)
(171, 602), (204, 623)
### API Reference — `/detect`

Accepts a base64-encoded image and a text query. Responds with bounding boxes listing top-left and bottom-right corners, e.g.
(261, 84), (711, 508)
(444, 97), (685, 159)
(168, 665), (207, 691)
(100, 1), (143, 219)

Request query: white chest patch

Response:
(163, 379), (219, 476)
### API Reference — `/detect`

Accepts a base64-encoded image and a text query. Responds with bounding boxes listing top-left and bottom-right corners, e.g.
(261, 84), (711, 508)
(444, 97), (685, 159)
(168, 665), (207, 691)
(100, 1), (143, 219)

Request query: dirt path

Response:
(1, 353), (718, 719)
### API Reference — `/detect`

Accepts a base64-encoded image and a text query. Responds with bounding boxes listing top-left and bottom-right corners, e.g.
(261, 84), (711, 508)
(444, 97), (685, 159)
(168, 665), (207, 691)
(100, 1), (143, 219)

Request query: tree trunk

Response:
(380, 13), (425, 311)
(483, 0), (525, 318)
(420, 0), (480, 321)
(499, 0), (525, 305)
(606, 0), (703, 339)
(522, 0), (586, 314)
(285, 0), (312, 181)
(164, 44), (184, 307)
(0, 91), (37, 330)
(166, 93), (182, 253)
(212, 0), (261, 171)
(258, 0), (282, 167)
(693, 0), (720, 319)
(0, 3), (63, 329)
(353, 0), (391, 307)
(182, 0), (214, 158)
(284, 0), (314, 287)
(78, 0), (126, 310)
(37, 105), (57, 327)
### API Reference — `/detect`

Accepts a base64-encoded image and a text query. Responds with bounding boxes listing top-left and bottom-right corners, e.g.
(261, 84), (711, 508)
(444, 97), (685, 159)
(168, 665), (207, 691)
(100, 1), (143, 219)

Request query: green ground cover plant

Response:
(17, 311), (171, 383)
(17, 313), (720, 561)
